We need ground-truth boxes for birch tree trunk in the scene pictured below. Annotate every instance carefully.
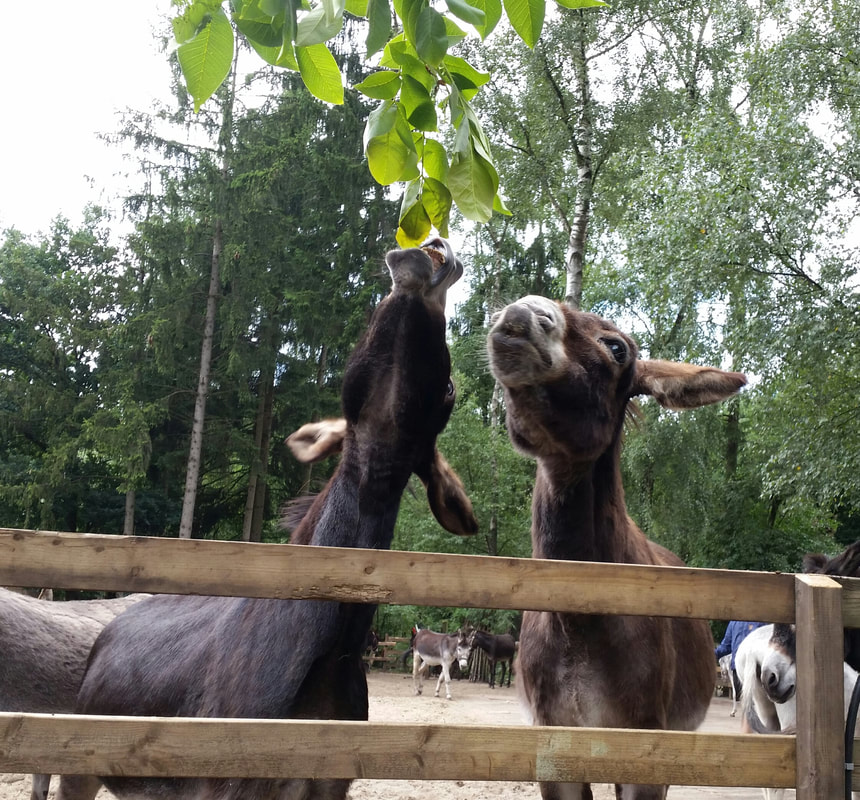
[535,13,595,312]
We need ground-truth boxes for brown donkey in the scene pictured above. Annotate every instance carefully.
[56,239,476,800]
[488,295,747,800]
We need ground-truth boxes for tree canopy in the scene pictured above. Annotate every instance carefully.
[1,0,858,621]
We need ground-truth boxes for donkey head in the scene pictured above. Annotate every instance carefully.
[760,623,797,704]
[455,630,472,670]
[487,296,747,472]
[287,239,477,537]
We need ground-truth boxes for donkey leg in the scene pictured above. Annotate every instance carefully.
[55,774,102,800]
[413,656,424,695]
[615,783,667,799]
[436,663,453,699]
[539,781,592,800]
[30,773,51,800]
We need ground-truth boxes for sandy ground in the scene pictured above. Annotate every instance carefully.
[0,671,788,800]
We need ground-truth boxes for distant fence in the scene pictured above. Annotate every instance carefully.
[1,528,858,799]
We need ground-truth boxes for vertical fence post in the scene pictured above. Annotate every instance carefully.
[795,573,844,800]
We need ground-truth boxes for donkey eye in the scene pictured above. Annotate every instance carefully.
[602,339,627,364]
[446,379,455,397]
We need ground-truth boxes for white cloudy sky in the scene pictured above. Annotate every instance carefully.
[0,1,175,234]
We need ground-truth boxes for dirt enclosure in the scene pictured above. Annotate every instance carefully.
[0,671,790,800]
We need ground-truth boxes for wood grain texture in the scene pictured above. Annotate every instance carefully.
[794,573,844,800]
[0,714,796,787]
[0,529,797,621]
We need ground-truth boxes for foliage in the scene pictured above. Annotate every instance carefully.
[168,0,606,246]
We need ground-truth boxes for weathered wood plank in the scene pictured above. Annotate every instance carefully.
[794,574,844,800]
[0,713,795,787]
[0,529,795,621]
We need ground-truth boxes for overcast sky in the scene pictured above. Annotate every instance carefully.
[0,1,174,235]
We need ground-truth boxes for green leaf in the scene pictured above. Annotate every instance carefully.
[355,70,401,99]
[261,0,290,15]
[493,191,511,216]
[321,0,346,24]
[364,100,398,145]
[400,74,437,130]
[397,187,432,248]
[344,0,369,14]
[449,147,495,222]
[383,41,435,91]
[399,0,424,43]
[470,0,502,38]
[422,138,449,183]
[443,55,489,99]
[422,176,452,234]
[295,43,344,103]
[444,0,485,27]
[296,6,343,46]
[247,37,300,69]
[554,0,607,7]
[235,15,285,47]
[173,1,220,43]
[177,8,235,112]
[442,16,468,46]
[414,6,448,66]
[503,0,544,47]
[366,0,391,55]
[365,108,419,184]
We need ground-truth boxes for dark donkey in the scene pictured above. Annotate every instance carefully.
[488,295,747,800]
[56,238,477,800]
[0,588,147,800]
[802,538,860,672]
[469,630,516,688]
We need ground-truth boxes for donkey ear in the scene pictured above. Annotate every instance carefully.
[417,450,479,536]
[802,553,828,573]
[286,418,347,463]
[632,360,747,410]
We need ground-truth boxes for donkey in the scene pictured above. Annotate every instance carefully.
[412,627,472,700]
[0,588,147,800]
[469,629,516,689]
[487,295,747,800]
[802,538,860,672]
[56,238,477,800]
[738,622,860,800]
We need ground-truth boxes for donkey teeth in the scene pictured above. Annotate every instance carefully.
[421,246,447,269]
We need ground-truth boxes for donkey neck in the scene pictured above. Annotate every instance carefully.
[530,447,631,564]
[307,443,410,551]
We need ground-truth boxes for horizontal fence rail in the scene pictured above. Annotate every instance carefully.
[0,714,797,787]
[1,528,858,798]
[0,528,806,622]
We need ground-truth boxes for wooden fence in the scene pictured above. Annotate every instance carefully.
[1,527,859,798]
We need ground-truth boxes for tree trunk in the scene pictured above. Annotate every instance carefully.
[242,356,276,543]
[178,217,224,539]
[537,14,594,311]
[178,56,238,540]
[564,13,594,311]
[123,489,135,536]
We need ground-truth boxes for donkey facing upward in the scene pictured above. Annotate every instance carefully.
[56,239,476,800]
[488,296,747,800]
